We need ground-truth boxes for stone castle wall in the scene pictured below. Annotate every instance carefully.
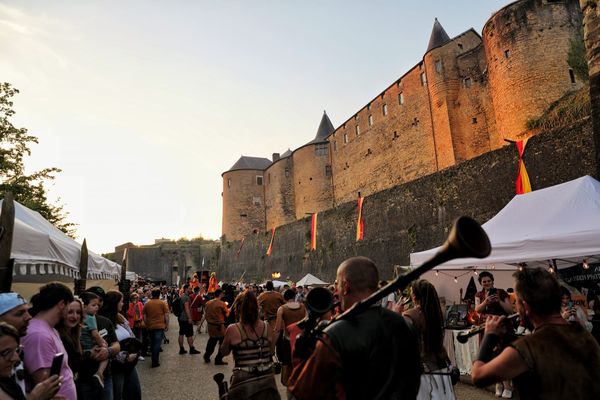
[484,0,584,139]
[265,156,295,229]
[222,169,265,241]
[328,64,438,205]
[219,119,595,283]
[292,144,334,219]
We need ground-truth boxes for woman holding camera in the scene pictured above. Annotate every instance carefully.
[560,287,592,332]
[474,271,514,398]
[219,290,280,400]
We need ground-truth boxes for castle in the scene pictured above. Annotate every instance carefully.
[222,0,584,241]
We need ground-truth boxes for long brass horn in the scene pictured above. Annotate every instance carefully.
[330,216,491,324]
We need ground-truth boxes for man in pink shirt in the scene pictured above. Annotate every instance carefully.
[22,282,77,400]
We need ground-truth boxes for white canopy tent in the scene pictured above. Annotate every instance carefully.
[1,199,121,282]
[410,176,600,271]
[296,273,328,286]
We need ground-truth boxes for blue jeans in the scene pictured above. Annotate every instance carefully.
[149,329,164,366]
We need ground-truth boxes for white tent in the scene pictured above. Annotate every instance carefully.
[410,176,600,270]
[296,273,328,286]
[1,199,121,282]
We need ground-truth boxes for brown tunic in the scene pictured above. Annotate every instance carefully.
[258,291,285,320]
[511,323,600,400]
[281,303,306,337]
[204,298,228,337]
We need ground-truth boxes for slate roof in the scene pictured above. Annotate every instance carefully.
[426,18,451,53]
[281,149,292,158]
[225,156,272,173]
[306,111,335,145]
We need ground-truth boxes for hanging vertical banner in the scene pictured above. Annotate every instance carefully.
[515,138,532,195]
[235,236,246,260]
[266,228,276,256]
[310,213,318,251]
[356,196,365,241]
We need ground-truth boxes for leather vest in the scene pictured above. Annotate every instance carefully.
[324,306,421,400]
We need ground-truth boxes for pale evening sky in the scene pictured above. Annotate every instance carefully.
[0,0,507,254]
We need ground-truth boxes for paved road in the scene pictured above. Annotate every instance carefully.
[138,316,498,400]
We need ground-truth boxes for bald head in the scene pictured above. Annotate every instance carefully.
[338,257,379,295]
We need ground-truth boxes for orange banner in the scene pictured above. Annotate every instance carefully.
[356,196,364,241]
[266,228,276,256]
[310,213,318,251]
[515,139,532,195]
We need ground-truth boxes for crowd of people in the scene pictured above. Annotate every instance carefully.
[2,257,600,400]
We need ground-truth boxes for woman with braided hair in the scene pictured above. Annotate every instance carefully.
[403,279,456,400]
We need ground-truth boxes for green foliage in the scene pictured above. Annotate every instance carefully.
[568,30,589,83]
[526,87,590,131]
[0,83,76,236]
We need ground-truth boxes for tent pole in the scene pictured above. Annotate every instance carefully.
[0,193,15,292]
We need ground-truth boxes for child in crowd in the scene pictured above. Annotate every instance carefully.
[79,292,108,388]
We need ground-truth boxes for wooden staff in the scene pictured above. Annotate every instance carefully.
[74,239,88,295]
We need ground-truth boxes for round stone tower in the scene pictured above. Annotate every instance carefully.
[483,0,583,139]
[221,156,271,241]
[292,112,335,219]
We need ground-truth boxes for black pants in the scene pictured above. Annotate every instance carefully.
[204,336,224,362]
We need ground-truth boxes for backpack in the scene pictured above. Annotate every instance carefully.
[172,297,182,317]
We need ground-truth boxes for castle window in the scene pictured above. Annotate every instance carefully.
[315,143,328,156]
[382,104,388,116]
[392,131,399,140]
[435,60,442,73]
[458,43,463,50]
[367,104,371,111]
[354,115,358,121]
[420,72,427,86]
[380,93,384,100]
[368,115,373,126]
[399,92,404,105]
[504,49,510,58]
[344,132,349,144]
[472,117,478,124]
[227,178,231,188]
[252,196,262,206]
[464,77,472,88]
[355,125,360,136]
[325,165,332,177]
[285,168,290,177]
[240,214,247,218]
[569,69,576,84]
[256,176,263,186]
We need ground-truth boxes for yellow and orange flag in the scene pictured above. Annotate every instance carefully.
[515,139,532,195]
[356,196,365,241]
[266,228,276,256]
[310,213,318,251]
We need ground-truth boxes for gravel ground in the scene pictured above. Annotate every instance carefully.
[138,317,499,400]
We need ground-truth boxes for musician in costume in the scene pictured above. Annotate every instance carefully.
[288,256,421,400]
[190,273,200,290]
[472,267,600,399]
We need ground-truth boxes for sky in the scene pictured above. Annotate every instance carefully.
[0,0,508,254]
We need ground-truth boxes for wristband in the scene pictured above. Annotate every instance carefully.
[477,333,500,363]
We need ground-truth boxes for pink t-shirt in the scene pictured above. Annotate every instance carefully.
[22,318,77,400]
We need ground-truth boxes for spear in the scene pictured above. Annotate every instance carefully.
[0,193,15,292]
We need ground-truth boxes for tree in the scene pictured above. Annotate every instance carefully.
[0,82,76,236]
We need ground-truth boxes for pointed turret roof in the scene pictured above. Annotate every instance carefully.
[223,156,271,175]
[426,18,451,53]
[281,148,292,158]
[307,111,335,145]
